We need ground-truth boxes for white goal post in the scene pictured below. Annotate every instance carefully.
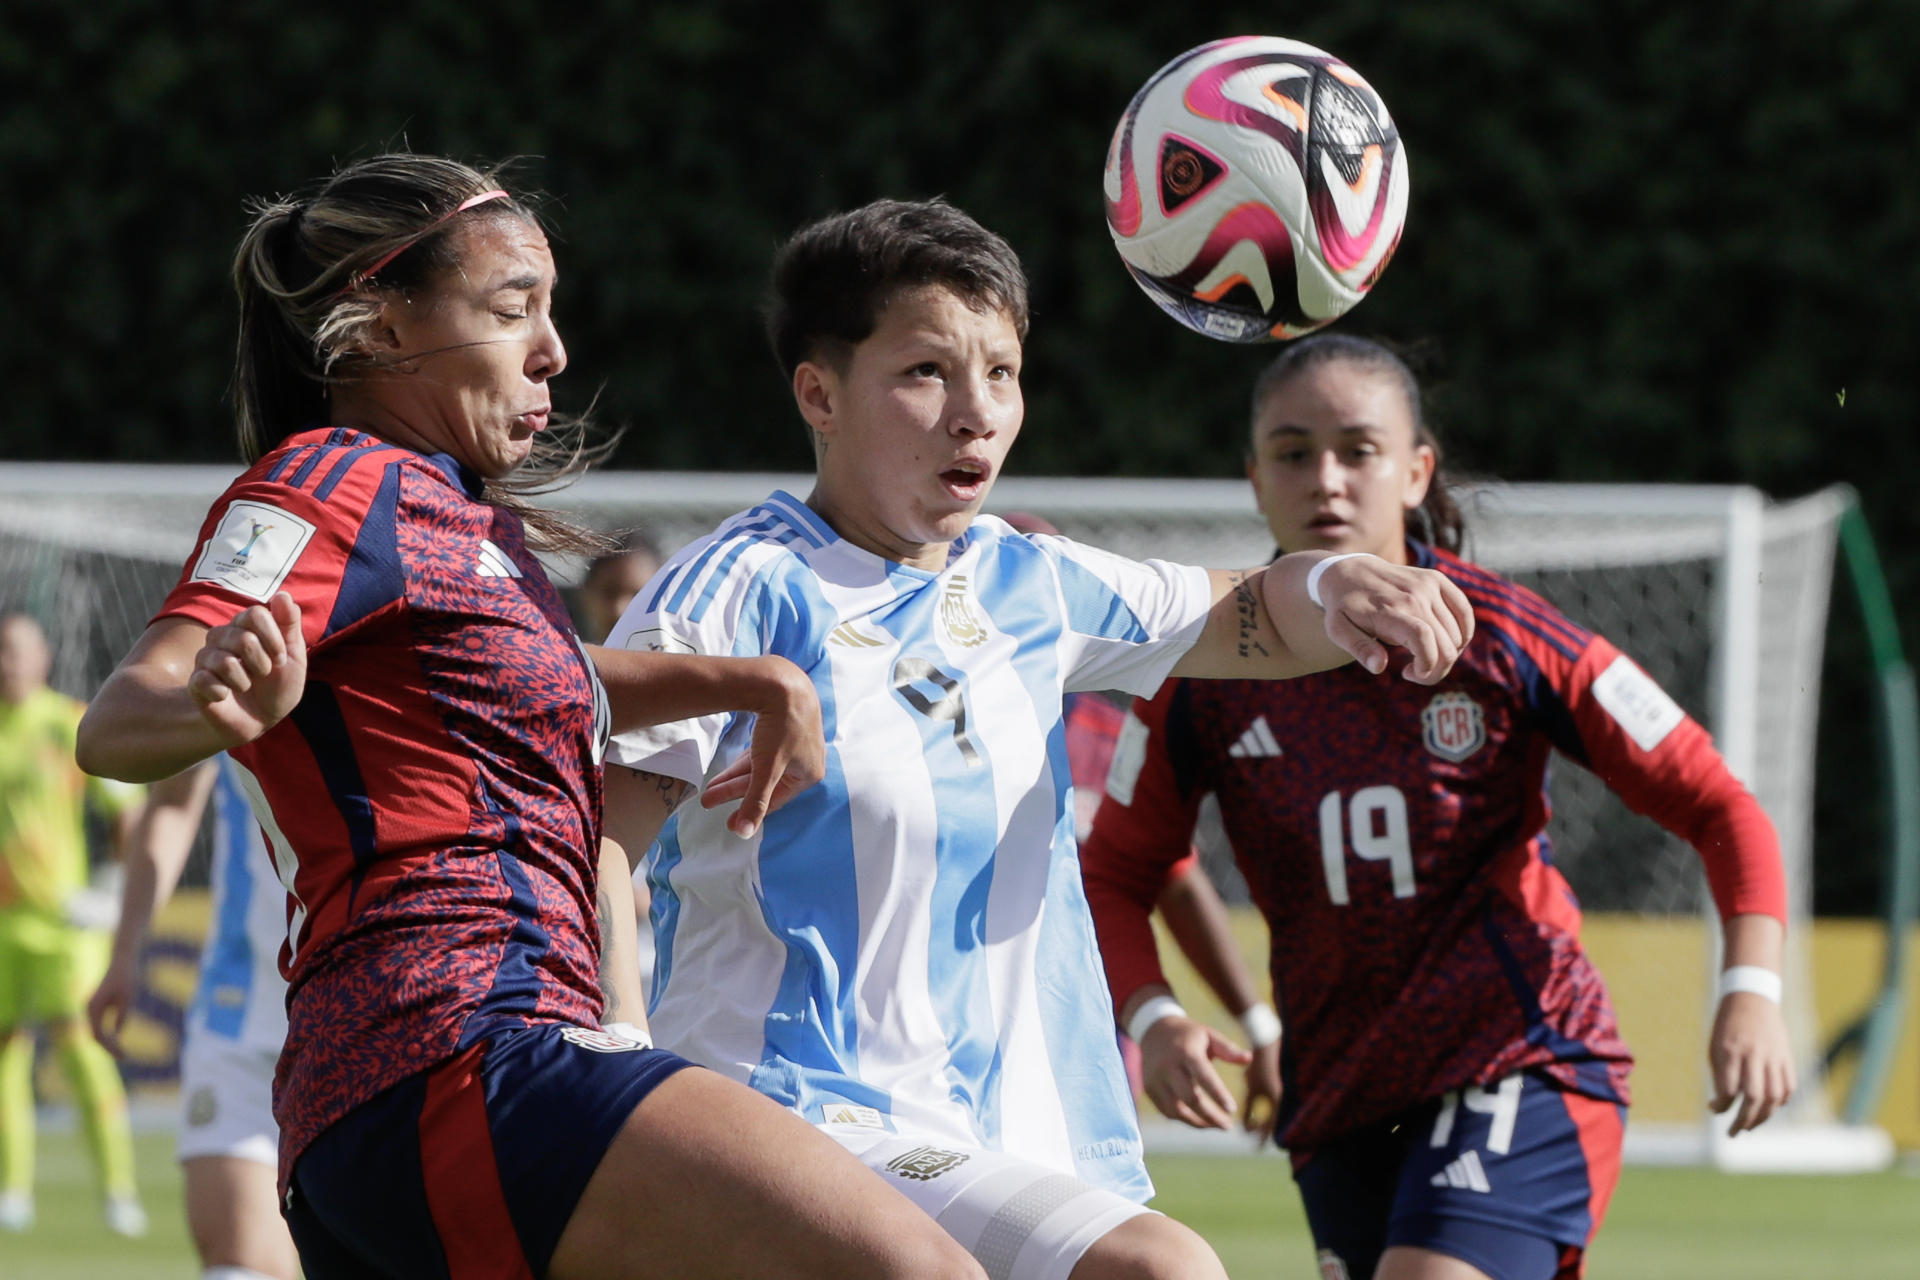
[0,463,1890,1169]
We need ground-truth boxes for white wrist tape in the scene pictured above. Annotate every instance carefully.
[1717,966,1783,1004]
[603,1021,654,1047]
[1126,994,1189,1045]
[1239,1002,1283,1049]
[1305,553,1378,608]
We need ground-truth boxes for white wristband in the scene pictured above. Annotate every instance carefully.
[1126,994,1189,1045]
[1239,1002,1283,1049]
[1717,966,1782,1004]
[604,1021,654,1047]
[1305,552,1377,608]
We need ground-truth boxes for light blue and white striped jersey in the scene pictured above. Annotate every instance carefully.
[606,492,1212,1201]
[184,754,288,1055]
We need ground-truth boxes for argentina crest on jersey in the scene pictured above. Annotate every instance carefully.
[1421,690,1486,762]
[938,572,990,648]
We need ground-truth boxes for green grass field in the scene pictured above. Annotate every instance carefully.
[7,1130,1917,1277]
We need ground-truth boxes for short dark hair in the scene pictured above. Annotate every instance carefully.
[1250,332,1466,554]
[763,198,1030,378]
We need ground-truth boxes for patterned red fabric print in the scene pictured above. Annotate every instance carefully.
[156,429,607,1187]
[1084,543,1784,1151]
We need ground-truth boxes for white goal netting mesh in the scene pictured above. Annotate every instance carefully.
[0,464,1858,1160]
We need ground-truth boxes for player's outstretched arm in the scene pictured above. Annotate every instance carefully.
[1170,554,1472,683]
[89,763,216,1055]
[587,649,824,838]
[78,593,308,782]
[1710,912,1796,1136]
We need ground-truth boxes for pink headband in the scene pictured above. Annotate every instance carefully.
[336,189,511,296]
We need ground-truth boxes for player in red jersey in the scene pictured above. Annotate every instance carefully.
[1083,334,1796,1280]
[76,154,982,1280]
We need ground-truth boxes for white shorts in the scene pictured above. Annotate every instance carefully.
[176,1029,279,1166]
[824,1125,1151,1280]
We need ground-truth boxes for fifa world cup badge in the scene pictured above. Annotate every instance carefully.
[1422,691,1486,762]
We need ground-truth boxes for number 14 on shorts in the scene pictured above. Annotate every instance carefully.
[1433,1076,1523,1156]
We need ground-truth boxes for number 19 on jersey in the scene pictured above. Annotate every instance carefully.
[1318,786,1416,905]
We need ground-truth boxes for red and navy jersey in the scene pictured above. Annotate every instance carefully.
[155,428,611,1183]
[1083,541,1786,1152]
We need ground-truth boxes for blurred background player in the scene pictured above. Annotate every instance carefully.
[603,198,1472,1280]
[0,610,146,1236]
[1000,510,1272,1104]
[75,154,983,1280]
[573,530,664,644]
[90,755,297,1280]
[1083,333,1797,1280]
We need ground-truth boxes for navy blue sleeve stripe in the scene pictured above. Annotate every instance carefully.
[1471,597,1585,664]
[263,446,314,486]
[311,442,398,502]
[1456,576,1589,654]
[1446,561,1591,651]
[1481,626,1589,763]
[324,460,406,640]
[286,445,339,491]
[287,680,382,883]
[1451,568,1589,656]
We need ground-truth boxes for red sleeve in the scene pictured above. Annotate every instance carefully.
[1487,595,1789,925]
[155,444,403,652]
[1082,680,1209,1019]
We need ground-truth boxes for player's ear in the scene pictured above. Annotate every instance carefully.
[335,296,407,361]
[1403,441,1436,510]
[793,361,838,437]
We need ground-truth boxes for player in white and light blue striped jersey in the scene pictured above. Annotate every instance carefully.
[603,198,1472,1280]
[91,755,296,1280]
[613,495,1207,1193]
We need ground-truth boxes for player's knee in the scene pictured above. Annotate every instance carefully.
[1071,1213,1226,1280]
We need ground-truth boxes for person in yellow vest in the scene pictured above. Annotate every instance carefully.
[0,611,146,1236]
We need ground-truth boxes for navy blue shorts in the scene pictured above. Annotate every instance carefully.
[284,1022,692,1280]
[1293,1070,1624,1280]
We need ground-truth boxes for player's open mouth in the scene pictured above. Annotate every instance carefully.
[940,459,991,500]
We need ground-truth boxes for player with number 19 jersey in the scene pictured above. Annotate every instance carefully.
[1083,540,1788,1154]
[607,493,1214,1201]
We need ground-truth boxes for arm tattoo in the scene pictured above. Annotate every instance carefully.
[1231,570,1272,661]
[652,774,692,814]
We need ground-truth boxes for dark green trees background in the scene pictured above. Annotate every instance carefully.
[6,1,1916,910]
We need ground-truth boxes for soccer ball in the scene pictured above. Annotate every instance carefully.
[1103,36,1409,342]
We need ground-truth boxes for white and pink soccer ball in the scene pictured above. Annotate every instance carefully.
[1104,36,1410,342]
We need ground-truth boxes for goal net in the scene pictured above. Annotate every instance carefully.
[0,463,1883,1167]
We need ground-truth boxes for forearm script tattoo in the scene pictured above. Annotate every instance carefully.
[1231,569,1272,661]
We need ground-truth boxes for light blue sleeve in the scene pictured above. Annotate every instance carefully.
[1028,534,1213,697]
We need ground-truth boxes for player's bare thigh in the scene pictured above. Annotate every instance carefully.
[1069,1211,1226,1280]
[547,1066,984,1280]
[1374,1245,1495,1279]
[182,1155,298,1280]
